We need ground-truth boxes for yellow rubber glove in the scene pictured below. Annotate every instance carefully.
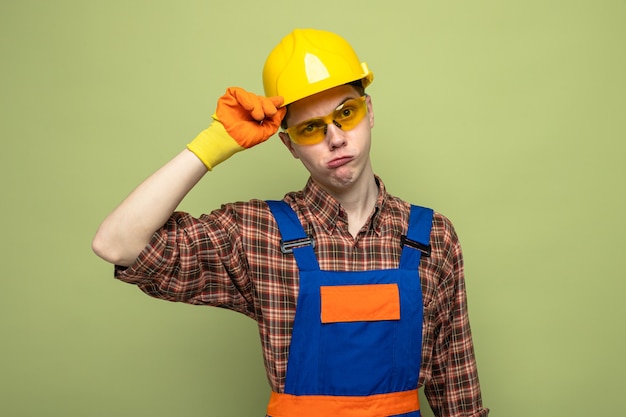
[187,87,286,170]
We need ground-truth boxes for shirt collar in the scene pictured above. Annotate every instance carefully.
[301,175,389,236]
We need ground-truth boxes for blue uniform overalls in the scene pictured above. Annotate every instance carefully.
[265,201,433,417]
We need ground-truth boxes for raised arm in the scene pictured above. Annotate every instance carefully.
[91,87,286,266]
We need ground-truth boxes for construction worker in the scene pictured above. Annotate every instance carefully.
[92,28,489,417]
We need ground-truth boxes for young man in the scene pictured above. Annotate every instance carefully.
[92,28,489,417]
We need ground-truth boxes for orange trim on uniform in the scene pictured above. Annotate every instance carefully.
[320,283,400,323]
[267,389,419,417]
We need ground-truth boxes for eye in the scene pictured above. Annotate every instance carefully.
[339,108,354,119]
[296,119,325,136]
[334,100,360,121]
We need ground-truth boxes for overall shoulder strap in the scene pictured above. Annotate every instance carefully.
[266,200,319,271]
[399,205,434,270]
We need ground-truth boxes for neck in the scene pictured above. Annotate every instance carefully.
[319,173,379,237]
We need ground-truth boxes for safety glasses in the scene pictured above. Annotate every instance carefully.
[285,95,368,145]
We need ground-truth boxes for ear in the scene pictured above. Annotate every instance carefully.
[279,132,300,159]
[366,94,375,128]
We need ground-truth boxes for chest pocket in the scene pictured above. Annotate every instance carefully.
[320,283,400,323]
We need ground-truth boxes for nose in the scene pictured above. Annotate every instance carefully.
[325,122,346,149]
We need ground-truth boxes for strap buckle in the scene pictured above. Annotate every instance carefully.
[280,236,315,254]
[401,235,431,257]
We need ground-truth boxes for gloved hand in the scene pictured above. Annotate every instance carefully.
[187,87,286,170]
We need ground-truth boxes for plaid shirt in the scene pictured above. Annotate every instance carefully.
[116,176,488,417]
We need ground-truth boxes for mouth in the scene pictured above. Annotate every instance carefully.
[327,156,354,169]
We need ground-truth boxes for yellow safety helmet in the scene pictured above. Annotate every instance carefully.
[263,28,374,106]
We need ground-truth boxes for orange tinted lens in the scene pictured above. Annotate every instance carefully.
[288,118,328,145]
[332,97,367,130]
[286,96,367,145]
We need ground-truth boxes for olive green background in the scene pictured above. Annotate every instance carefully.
[2,1,624,416]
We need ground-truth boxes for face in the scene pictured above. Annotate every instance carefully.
[279,84,375,195]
